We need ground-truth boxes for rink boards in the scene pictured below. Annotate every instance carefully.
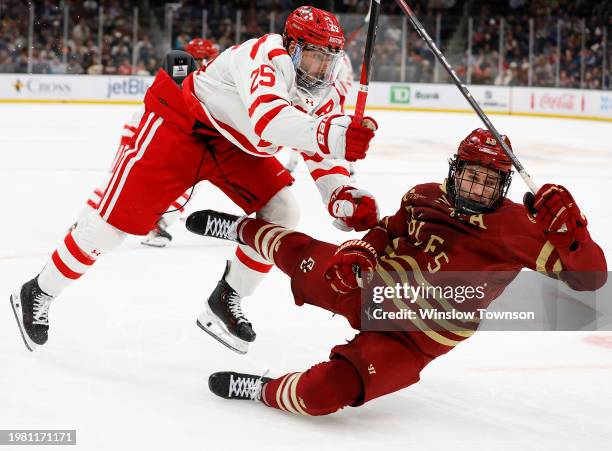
[0,74,611,122]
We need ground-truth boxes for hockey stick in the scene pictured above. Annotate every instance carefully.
[393,0,538,194]
[345,0,373,46]
[353,0,381,124]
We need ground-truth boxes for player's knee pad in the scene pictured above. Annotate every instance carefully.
[72,210,127,255]
[256,186,300,228]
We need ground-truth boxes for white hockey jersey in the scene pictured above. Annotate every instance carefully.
[190,33,352,204]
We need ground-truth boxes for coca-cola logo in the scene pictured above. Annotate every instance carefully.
[539,93,576,111]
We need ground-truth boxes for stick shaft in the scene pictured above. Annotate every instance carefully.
[394,0,538,193]
[353,0,381,123]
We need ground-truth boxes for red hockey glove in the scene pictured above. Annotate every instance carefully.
[325,240,378,294]
[328,186,379,232]
[316,115,377,162]
[345,116,377,162]
[523,184,589,248]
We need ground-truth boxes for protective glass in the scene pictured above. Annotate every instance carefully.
[292,43,344,89]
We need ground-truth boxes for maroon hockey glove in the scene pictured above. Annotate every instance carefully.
[325,240,378,294]
[345,116,377,162]
[328,186,379,232]
[523,184,589,248]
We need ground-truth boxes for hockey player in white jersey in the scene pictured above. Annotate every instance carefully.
[80,38,220,248]
[10,6,378,355]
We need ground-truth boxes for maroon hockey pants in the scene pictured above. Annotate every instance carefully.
[237,218,432,415]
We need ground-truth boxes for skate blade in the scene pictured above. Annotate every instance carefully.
[196,311,249,355]
[9,293,36,352]
[140,238,170,248]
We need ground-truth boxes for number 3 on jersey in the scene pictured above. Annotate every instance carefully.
[250,65,276,94]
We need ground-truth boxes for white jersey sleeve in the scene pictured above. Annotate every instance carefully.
[301,151,351,205]
[193,34,334,157]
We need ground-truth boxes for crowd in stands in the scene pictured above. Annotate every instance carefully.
[0,0,157,75]
[0,0,609,89]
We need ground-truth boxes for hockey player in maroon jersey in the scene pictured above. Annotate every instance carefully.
[80,38,220,248]
[185,128,607,416]
[10,6,379,354]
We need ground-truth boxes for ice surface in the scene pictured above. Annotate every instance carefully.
[1,104,611,450]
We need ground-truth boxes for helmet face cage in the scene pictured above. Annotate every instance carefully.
[447,157,513,215]
[291,42,344,90]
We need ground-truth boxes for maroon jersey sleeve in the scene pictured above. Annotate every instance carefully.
[499,201,607,291]
[361,190,412,255]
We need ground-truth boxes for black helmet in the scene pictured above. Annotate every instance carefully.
[160,50,197,86]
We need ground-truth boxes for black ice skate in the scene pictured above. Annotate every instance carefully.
[209,371,272,401]
[185,210,242,243]
[196,261,256,355]
[141,218,173,248]
[10,277,54,351]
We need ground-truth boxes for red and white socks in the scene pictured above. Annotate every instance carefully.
[37,212,126,296]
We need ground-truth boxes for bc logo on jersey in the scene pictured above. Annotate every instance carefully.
[300,257,315,272]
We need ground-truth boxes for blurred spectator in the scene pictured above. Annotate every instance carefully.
[0,0,607,90]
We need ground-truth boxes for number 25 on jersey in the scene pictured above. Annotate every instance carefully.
[250,65,276,94]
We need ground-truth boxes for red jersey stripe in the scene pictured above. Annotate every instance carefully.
[213,117,265,155]
[254,104,289,137]
[248,94,287,118]
[250,34,272,59]
[310,166,350,181]
[267,48,288,60]
[300,152,323,163]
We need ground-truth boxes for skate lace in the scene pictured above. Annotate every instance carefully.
[227,292,248,325]
[32,292,53,326]
[228,373,267,401]
[205,216,235,240]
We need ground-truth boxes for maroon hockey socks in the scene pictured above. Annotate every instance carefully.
[260,358,362,416]
[236,218,315,276]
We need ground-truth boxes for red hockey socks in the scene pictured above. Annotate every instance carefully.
[260,358,363,416]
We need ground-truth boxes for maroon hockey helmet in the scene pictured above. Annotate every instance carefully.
[447,128,514,215]
[457,128,513,172]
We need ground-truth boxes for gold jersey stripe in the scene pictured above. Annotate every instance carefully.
[536,241,555,273]
[275,374,292,412]
[281,373,300,415]
[267,229,293,264]
[259,226,285,263]
[289,372,310,416]
[380,256,476,337]
[254,224,281,257]
[385,253,480,326]
[375,265,469,347]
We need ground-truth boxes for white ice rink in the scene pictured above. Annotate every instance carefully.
[1,104,611,450]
